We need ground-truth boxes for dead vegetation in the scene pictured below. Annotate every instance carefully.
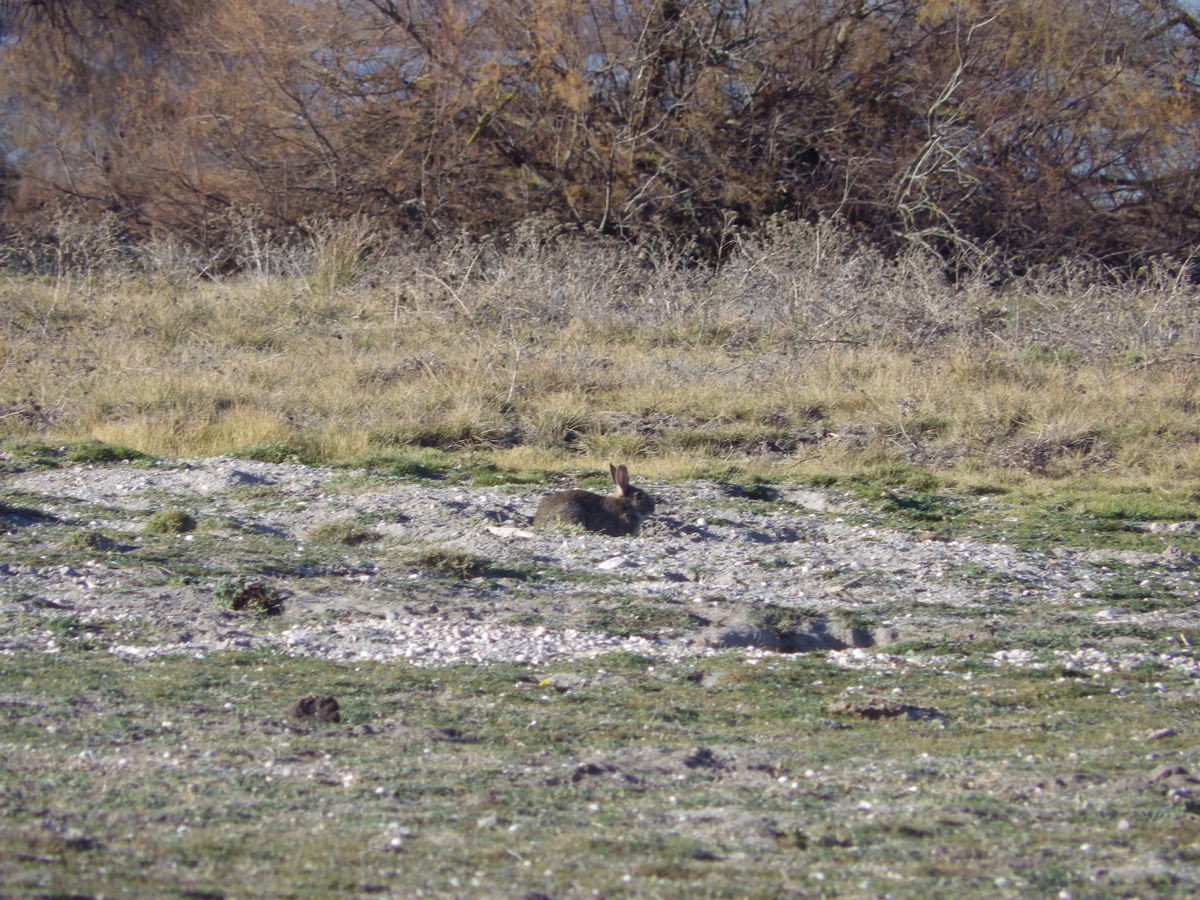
[2,1,1197,266]
[1,219,1197,489]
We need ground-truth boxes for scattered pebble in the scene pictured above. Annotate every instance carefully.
[3,458,1197,678]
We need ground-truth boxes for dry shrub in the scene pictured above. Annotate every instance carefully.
[5,1,1196,267]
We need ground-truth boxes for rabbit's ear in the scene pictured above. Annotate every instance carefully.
[612,463,630,496]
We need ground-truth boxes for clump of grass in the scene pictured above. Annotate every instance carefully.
[306,520,379,546]
[42,616,104,652]
[407,548,492,579]
[212,576,285,616]
[63,529,121,552]
[306,215,378,294]
[144,508,197,534]
[65,439,151,465]
[754,604,821,640]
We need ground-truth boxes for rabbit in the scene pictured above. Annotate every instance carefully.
[533,463,656,537]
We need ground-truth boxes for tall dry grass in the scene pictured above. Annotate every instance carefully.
[1,218,1197,484]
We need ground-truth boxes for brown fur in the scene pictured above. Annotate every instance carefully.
[533,463,656,537]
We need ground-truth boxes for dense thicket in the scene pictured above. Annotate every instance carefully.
[1,0,1197,267]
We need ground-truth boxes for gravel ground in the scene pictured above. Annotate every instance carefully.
[3,456,1197,675]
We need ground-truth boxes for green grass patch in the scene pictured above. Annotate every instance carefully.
[306,519,380,546]
[144,508,197,534]
[0,438,153,473]
[817,467,1200,553]
[211,576,286,616]
[404,547,499,580]
[233,441,323,466]
[0,650,1197,896]
[61,528,123,552]
[65,438,152,465]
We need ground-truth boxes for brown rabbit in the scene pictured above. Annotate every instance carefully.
[533,463,656,537]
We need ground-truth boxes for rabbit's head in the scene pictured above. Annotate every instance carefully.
[609,463,655,519]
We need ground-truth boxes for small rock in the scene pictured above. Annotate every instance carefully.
[1143,727,1177,741]
[786,490,833,511]
[659,571,693,583]
[541,673,588,692]
[707,571,745,587]
[596,556,634,571]
[486,525,535,539]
